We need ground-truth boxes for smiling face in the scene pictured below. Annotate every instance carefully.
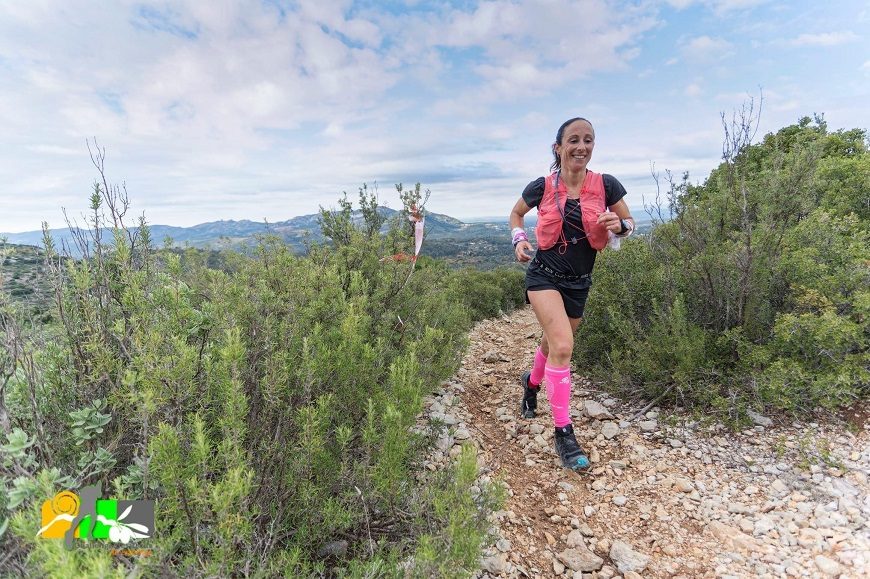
[554,119,595,174]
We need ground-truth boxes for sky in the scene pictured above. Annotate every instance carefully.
[0,0,867,233]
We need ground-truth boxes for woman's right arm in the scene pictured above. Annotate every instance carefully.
[510,198,534,263]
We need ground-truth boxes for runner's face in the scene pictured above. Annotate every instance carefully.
[556,120,595,173]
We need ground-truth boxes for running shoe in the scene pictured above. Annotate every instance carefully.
[554,424,591,471]
[520,371,539,419]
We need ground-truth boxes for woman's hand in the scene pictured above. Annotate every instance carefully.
[597,211,623,233]
[515,240,533,262]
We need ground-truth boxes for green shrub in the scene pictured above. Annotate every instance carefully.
[1,180,513,576]
[573,116,869,420]
[453,267,525,320]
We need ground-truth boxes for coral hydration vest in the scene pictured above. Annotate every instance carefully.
[535,170,609,251]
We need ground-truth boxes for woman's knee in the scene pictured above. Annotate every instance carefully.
[547,337,573,362]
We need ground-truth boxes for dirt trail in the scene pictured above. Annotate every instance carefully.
[426,307,870,579]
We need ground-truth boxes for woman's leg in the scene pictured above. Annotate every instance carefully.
[528,291,583,424]
[534,317,583,391]
[529,346,548,387]
[536,316,583,361]
[528,290,573,366]
[521,345,548,418]
[527,290,589,469]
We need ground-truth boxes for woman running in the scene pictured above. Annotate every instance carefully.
[508,117,634,470]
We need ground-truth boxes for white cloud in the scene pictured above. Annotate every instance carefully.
[663,0,767,14]
[392,0,659,99]
[25,144,80,156]
[0,0,867,232]
[790,31,861,46]
[685,83,702,97]
[680,35,733,62]
[664,0,697,8]
[770,99,800,112]
[710,0,768,13]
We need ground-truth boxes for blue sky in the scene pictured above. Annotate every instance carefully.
[1,0,867,233]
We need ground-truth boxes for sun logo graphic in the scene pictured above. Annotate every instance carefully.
[36,482,154,549]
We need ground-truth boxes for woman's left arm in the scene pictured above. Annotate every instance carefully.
[597,199,634,233]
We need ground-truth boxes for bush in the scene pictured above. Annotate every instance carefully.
[0,178,518,576]
[573,115,869,420]
[453,267,526,320]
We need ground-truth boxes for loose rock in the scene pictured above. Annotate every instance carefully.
[601,422,620,440]
[481,553,508,574]
[609,540,650,574]
[557,545,604,572]
[813,555,841,576]
[428,308,870,579]
[747,409,773,427]
[584,400,613,419]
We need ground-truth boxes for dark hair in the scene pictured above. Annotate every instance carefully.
[550,117,594,172]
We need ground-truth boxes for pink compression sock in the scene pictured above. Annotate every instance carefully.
[529,347,547,387]
[544,364,572,428]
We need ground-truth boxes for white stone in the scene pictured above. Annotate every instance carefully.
[814,555,841,576]
[601,422,620,440]
[557,545,604,572]
[609,540,650,574]
[747,409,773,427]
[566,529,585,547]
[584,400,612,419]
[753,516,776,536]
[771,479,789,495]
[674,478,694,493]
[481,553,508,574]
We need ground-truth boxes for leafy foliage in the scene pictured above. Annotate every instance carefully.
[576,114,869,420]
[0,173,517,576]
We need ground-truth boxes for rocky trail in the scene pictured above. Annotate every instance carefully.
[423,307,870,578]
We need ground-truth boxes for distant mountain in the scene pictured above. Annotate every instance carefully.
[1,207,511,258]
[2,207,655,269]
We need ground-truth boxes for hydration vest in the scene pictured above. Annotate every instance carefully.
[535,170,609,251]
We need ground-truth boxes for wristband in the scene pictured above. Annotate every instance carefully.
[616,219,634,237]
[511,227,528,246]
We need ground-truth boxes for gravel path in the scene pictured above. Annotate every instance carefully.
[423,307,869,579]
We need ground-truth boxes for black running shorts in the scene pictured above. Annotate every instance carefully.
[525,259,591,319]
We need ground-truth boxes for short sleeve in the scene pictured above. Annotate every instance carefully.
[522,177,546,209]
[603,174,628,208]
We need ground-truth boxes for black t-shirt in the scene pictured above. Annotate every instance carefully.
[522,174,628,276]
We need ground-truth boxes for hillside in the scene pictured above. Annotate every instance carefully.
[1,207,499,251]
[0,244,55,320]
[1,208,654,270]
